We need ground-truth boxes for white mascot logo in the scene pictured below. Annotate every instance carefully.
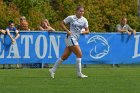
[87,35,110,59]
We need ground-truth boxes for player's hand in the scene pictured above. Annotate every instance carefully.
[133,30,136,35]
[1,30,6,34]
[80,28,85,34]
[127,31,131,35]
[126,30,131,35]
[11,38,15,44]
[67,31,72,36]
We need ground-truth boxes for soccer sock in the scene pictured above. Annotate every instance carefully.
[51,58,63,73]
[76,58,82,74]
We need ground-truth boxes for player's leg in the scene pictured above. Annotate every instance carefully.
[51,47,72,72]
[69,45,88,78]
[49,47,72,78]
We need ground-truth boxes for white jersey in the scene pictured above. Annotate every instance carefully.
[64,15,88,40]
[116,24,133,31]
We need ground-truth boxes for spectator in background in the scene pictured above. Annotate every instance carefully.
[17,16,30,31]
[6,20,20,69]
[39,19,55,31]
[116,17,136,35]
[113,17,137,68]
[39,19,55,68]
[6,20,20,44]
[0,28,6,69]
[17,16,30,68]
[0,28,6,34]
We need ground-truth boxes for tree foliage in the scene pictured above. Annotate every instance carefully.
[0,0,139,32]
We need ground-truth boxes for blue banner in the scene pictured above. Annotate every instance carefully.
[0,31,140,64]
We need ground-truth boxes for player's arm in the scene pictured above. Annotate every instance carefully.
[6,29,15,43]
[116,25,131,35]
[118,29,129,32]
[39,26,45,31]
[132,29,136,35]
[128,29,136,35]
[81,27,90,34]
[116,25,127,32]
[15,30,20,40]
[117,28,128,33]
[0,29,6,34]
[6,29,13,40]
[127,26,136,35]
[81,19,89,34]
[60,21,71,35]
[118,29,131,35]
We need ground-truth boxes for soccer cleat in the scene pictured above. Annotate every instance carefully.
[78,73,88,78]
[49,69,55,78]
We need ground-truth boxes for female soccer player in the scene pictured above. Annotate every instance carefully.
[49,6,90,78]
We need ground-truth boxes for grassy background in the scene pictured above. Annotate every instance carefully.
[1,0,139,31]
[0,65,140,93]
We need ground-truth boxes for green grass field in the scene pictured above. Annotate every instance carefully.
[0,65,140,93]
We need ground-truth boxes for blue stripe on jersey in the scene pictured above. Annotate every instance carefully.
[71,38,75,46]
[66,34,68,38]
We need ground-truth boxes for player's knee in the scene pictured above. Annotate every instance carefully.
[61,57,68,60]
[77,54,82,58]
[61,56,68,60]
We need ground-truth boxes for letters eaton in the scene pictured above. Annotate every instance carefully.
[0,33,140,62]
